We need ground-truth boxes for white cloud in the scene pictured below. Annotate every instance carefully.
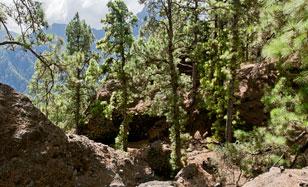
[1,0,144,31]
[41,0,143,29]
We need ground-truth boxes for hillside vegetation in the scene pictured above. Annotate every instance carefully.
[0,0,307,186]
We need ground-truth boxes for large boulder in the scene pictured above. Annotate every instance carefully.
[175,163,215,187]
[243,167,308,187]
[141,141,173,179]
[0,83,153,187]
[184,148,248,186]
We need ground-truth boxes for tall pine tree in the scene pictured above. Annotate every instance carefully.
[138,0,192,170]
[97,0,137,151]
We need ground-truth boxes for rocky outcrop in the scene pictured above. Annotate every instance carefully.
[82,62,277,144]
[175,163,215,187]
[0,83,153,187]
[236,62,277,126]
[137,136,249,187]
[184,148,248,186]
[132,141,173,179]
[243,167,308,187]
[83,113,169,144]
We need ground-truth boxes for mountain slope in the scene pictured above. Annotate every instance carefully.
[0,49,35,92]
[0,24,104,93]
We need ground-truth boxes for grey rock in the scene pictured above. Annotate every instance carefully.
[138,181,177,187]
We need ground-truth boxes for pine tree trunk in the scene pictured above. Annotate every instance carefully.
[167,0,182,169]
[191,63,198,106]
[122,118,128,151]
[121,46,128,152]
[75,22,82,130]
[45,81,49,118]
[75,68,81,129]
[190,0,199,110]
[226,77,234,142]
[122,87,128,151]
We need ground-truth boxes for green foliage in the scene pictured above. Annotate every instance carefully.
[261,0,308,154]
[66,13,94,55]
[97,0,137,54]
[97,0,137,151]
[28,39,63,121]
[136,0,194,171]
[29,13,100,130]
[115,114,132,150]
[222,0,308,174]
[220,129,289,177]
[55,14,99,130]
[60,52,99,129]
[221,78,307,176]
[90,100,112,119]
[199,0,244,141]
[28,56,57,118]
[198,0,266,142]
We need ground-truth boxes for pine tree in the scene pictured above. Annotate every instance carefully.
[179,0,209,127]
[66,13,93,56]
[28,39,63,122]
[59,13,97,130]
[29,55,57,119]
[224,0,241,142]
[138,0,193,171]
[97,0,137,151]
[198,0,235,141]
[29,13,99,130]
[199,0,260,141]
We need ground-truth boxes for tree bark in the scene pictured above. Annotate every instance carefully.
[45,80,49,118]
[226,78,234,142]
[121,44,129,152]
[75,68,81,129]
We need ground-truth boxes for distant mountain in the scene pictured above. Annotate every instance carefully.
[0,30,35,92]
[0,49,35,92]
[0,24,105,93]
[46,23,105,41]
[46,23,67,38]
[0,7,147,93]
[134,6,147,36]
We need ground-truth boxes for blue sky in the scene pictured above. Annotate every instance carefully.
[1,0,143,31]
